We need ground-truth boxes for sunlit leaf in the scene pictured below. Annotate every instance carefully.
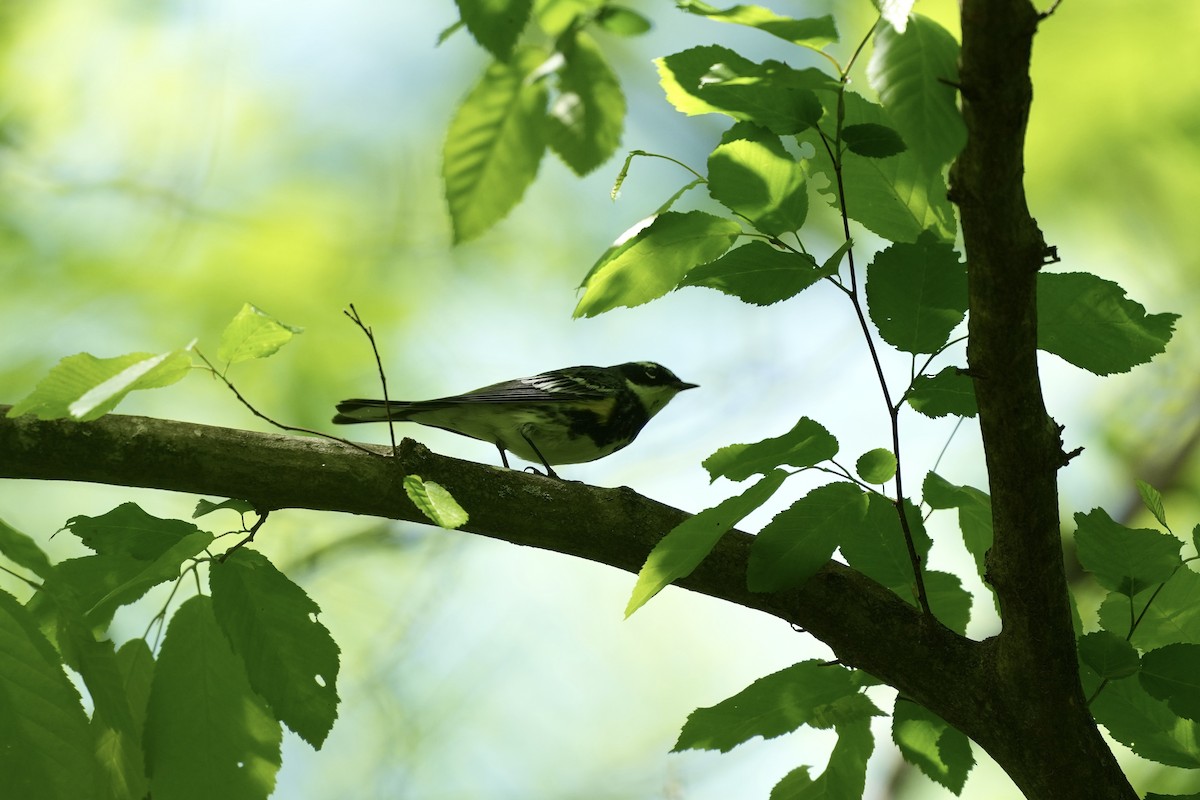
[444,46,550,242]
[1074,508,1181,597]
[1037,272,1178,376]
[892,698,974,794]
[403,475,470,529]
[768,717,874,799]
[1098,568,1200,649]
[868,15,965,170]
[626,470,787,616]
[749,482,867,592]
[855,448,897,484]
[546,31,624,175]
[842,123,906,158]
[1090,673,1200,768]
[907,367,976,418]
[8,349,191,421]
[574,211,741,317]
[217,304,302,364]
[680,241,830,306]
[63,502,205,560]
[453,0,533,61]
[595,5,651,36]
[703,416,838,481]
[707,122,807,236]
[677,1,838,51]
[839,494,930,593]
[923,472,992,589]
[0,516,53,579]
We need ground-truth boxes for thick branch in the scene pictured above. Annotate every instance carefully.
[949,2,1135,797]
[1,407,988,725]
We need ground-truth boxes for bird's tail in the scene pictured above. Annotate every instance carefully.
[331,399,412,425]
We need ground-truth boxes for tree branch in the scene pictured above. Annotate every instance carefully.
[949,1,1136,797]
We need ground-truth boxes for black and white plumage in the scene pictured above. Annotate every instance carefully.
[332,362,697,477]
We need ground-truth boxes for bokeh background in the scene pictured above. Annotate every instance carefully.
[1,0,1197,797]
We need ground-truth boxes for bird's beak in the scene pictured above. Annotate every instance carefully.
[677,382,699,391]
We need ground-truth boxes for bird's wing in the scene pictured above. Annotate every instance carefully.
[423,368,619,406]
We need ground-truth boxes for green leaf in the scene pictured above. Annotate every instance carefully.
[867,15,965,170]
[923,472,992,589]
[855,448,897,484]
[677,1,838,51]
[574,210,741,317]
[63,502,205,560]
[0,515,53,579]
[626,470,787,616]
[594,5,652,36]
[1136,479,1168,529]
[799,92,956,243]
[217,303,302,364]
[1090,673,1200,768]
[1074,508,1181,597]
[1098,567,1200,649]
[656,46,833,134]
[925,570,971,634]
[839,494,931,595]
[444,46,550,243]
[872,0,916,33]
[1078,630,1140,680]
[907,366,977,418]
[749,482,868,593]
[1141,644,1200,721]
[8,348,191,421]
[453,0,533,61]
[770,718,874,800]
[841,123,906,158]
[703,416,838,482]
[1037,272,1178,376]
[680,241,831,306]
[821,238,853,273]
[403,475,470,530]
[892,698,974,794]
[210,550,341,748]
[546,31,625,175]
[145,596,282,800]
[93,640,155,800]
[0,589,96,799]
[866,230,966,354]
[707,122,807,236]
[674,660,880,753]
[534,0,598,37]
[193,498,258,518]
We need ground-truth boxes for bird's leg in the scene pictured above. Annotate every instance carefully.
[496,445,511,469]
[520,432,559,480]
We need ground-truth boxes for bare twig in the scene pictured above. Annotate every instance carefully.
[343,304,398,455]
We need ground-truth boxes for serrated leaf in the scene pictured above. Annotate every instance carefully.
[769,717,874,799]
[1099,567,1200,649]
[855,448,896,484]
[403,475,469,530]
[866,230,966,354]
[594,5,652,36]
[677,1,838,51]
[63,502,204,560]
[925,570,971,634]
[1074,508,1181,597]
[546,31,624,175]
[704,416,838,481]
[1136,479,1168,529]
[675,661,880,753]
[1079,630,1140,680]
[0,589,96,799]
[574,210,741,317]
[1141,644,1200,721]
[444,46,550,243]
[799,92,956,243]
[146,596,282,800]
[1090,673,1200,768]
[867,15,965,170]
[907,366,977,418]
[680,241,829,306]
[626,470,787,617]
[210,550,341,748]
[86,531,213,627]
[821,238,853,273]
[749,482,867,592]
[874,0,916,33]
[839,494,931,594]
[656,46,833,134]
[453,0,533,61]
[8,348,191,421]
[217,304,302,364]
[533,0,597,37]
[1037,272,1178,376]
[0,516,53,579]
[93,640,155,800]
[892,699,974,794]
[842,123,906,158]
[707,122,807,235]
[193,498,258,519]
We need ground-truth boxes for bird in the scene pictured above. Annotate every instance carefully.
[332,362,697,478]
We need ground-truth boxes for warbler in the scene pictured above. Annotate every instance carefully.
[332,362,697,478]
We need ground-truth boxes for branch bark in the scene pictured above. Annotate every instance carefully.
[949,1,1135,797]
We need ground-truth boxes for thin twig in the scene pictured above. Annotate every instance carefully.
[220,509,270,561]
[343,304,398,455]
